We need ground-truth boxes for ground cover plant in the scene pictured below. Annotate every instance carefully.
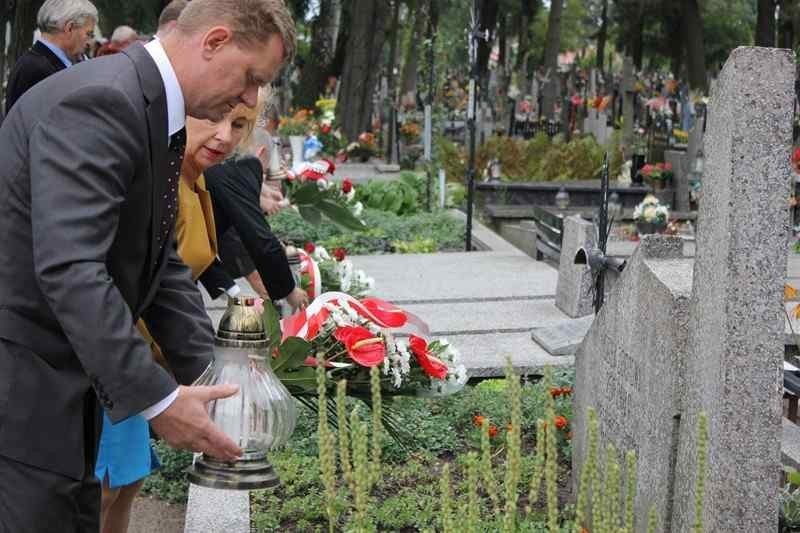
[269,206,466,255]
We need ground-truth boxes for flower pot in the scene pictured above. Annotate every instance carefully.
[289,135,305,169]
[636,221,666,236]
[652,179,667,191]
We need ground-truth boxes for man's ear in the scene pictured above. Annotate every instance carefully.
[200,26,234,59]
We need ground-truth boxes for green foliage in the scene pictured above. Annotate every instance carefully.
[269,207,465,255]
[436,134,614,184]
[353,172,426,215]
[140,440,193,504]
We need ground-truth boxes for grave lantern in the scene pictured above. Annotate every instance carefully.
[187,296,298,490]
[555,187,570,210]
[489,159,502,182]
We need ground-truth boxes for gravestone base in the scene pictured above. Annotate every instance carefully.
[530,314,594,355]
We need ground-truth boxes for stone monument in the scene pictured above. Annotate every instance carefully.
[572,47,794,532]
[555,216,596,318]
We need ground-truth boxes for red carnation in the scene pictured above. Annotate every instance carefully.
[342,178,353,194]
[408,335,449,380]
[333,247,347,262]
[304,242,316,254]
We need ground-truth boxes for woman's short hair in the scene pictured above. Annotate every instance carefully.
[37,0,98,33]
[176,0,295,64]
[234,86,272,155]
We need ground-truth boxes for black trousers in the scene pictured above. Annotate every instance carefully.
[0,392,101,533]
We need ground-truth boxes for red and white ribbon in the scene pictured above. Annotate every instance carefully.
[280,291,430,342]
[297,250,321,299]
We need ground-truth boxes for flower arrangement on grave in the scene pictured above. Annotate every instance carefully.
[278,293,468,397]
[345,132,378,162]
[673,129,689,144]
[639,162,674,185]
[587,95,611,111]
[283,160,365,231]
[299,243,374,299]
[399,121,421,144]
[278,109,313,137]
[633,194,669,235]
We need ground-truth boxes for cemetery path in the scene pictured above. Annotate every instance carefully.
[129,496,185,533]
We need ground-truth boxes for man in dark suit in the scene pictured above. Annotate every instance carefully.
[4,0,98,114]
[0,0,295,530]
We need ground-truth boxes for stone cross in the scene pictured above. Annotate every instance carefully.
[572,47,795,532]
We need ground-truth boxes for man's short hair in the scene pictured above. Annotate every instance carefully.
[37,0,98,33]
[158,0,190,30]
[176,0,295,64]
[110,25,138,44]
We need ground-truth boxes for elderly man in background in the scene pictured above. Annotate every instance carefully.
[4,0,97,114]
[96,25,139,56]
[156,0,190,39]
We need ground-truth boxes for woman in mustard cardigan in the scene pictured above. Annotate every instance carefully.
[96,96,306,532]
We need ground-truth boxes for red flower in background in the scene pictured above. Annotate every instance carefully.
[342,178,354,194]
[408,335,448,380]
[320,123,332,134]
[488,425,499,438]
[333,247,347,262]
[640,164,654,176]
[334,325,385,367]
[554,415,568,430]
[304,242,316,254]
[663,162,673,171]
[472,414,486,428]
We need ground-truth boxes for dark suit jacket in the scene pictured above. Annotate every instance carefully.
[205,157,296,300]
[4,40,68,114]
[0,43,214,480]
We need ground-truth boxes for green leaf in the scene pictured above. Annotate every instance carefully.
[262,300,282,353]
[271,336,312,373]
[291,182,323,204]
[316,199,366,231]
[298,205,323,225]
[275,366,318,392]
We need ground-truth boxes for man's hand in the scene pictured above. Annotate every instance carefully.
[245,270,269,300]
[286,286,309,310]
[150,384,242,461]
[260,183,285,216]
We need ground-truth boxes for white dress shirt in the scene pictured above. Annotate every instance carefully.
[138,39,187,421]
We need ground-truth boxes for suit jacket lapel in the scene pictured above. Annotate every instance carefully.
[122,43,169,284]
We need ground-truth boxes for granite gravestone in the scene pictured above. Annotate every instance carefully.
[555,215,596,318]
[573,47,794,532]
[672,46,794,533]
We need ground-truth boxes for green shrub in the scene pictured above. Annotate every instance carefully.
[140,440,193,504]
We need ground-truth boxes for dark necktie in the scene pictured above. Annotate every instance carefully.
[156,127,186,259]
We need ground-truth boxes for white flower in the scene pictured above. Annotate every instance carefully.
[352,201,364,217]
[316,178,332,190]
[313,246,331,261]
[345,188,356,202]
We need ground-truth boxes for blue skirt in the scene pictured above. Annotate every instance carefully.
[95,412,160,489]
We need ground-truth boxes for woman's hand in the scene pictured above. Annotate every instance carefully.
[260,183,285,216]
[286,287,309,310]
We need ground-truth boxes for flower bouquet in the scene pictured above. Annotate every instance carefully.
[299,243,374,299]
[276,293,468,398]
[278,109,313,137]
[633,194,669,236]
[284,160,365,231]
[639,162,674,191]
[345,132,378,162]
[399,121,421,144]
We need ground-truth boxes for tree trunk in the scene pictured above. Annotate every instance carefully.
[400,0,425,98]
[541,0,564,119]
[664,0,684,77]
[9,0,42,66]
[682,0,707,92]
[294,0,341,108]
[630,0,645,70]
[335,0,389,142]
[514,0,536,98]
[756,0,777,46]
[384,0,400,161]
[476,0,498,95]
[778,0,796,49]
[596,0,608,72]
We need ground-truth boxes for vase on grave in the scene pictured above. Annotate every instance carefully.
[652,178,668,192]
[187,296,297,490]
[635,221,667,236]
[289,135,305,169]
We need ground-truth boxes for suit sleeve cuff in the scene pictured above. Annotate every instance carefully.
[140,387,179,420]
[226,284,241,297]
